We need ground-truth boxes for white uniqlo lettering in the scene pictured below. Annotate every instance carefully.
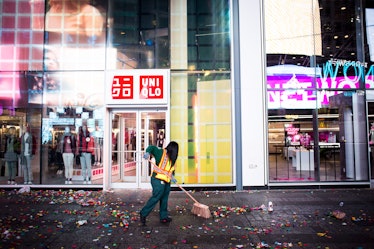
[142,77,159,87]
[139,75,163,99]
[141,87,162,97]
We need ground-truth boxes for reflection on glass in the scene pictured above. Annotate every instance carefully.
[45,0,105,46]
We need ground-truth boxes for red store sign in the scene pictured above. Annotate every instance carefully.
[139,75,164,99]
[106,69,169,105]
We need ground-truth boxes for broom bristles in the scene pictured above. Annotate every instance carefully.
[192,203,211,219]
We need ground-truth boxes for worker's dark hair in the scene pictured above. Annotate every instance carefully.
[166,141,179,166]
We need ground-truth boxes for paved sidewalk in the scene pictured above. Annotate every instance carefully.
[0,187,374,249]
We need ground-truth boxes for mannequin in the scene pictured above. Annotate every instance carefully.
[78,125,92,184]
[61,126,76,184]
[20,125,35,184]
[157,131,165,148]
[370,122,374,144]
[4,127,20,185]
[94,125,103,166]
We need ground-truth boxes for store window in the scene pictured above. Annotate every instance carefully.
[1,0,44,185]
[0,0,232,186]
[0,0,168,186]
[107,0,170,69]
[265,0,371,183]
[38,0,108,185]
[367,99,374,180]
[169,0,232,185]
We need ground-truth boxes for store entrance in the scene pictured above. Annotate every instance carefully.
[367,102,374,184]
[110,109,166,188]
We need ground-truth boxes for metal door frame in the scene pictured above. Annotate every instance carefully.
[105,108,168,189]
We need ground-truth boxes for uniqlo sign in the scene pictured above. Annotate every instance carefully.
[111,75,134,99]
[139,75,164,99]
[106,69,169,105]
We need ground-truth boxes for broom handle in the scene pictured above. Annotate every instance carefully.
[147,159,199,204]
[175,183,200,204]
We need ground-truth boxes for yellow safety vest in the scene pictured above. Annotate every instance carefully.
[152,149,174,183]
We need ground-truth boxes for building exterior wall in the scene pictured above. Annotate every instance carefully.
[0,0,373,188]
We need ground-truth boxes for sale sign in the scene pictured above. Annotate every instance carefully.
[105,69,169,105]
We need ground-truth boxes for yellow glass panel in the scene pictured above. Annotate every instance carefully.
[218,175,233,182]
[216,126,231,138]
[197,96,214,106]
[217,109,231,122]
[216,92,231,104]
[216,159,231,172]
[216,143,231,157]
[198,109,214,122]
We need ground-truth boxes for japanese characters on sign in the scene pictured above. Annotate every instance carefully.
[112,75,134,99]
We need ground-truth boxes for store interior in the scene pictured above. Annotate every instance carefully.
[268,108,342,182]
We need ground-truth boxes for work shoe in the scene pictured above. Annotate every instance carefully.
[160,217,172,223]
[140,214,146,226]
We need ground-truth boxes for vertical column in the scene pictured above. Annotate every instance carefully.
[239,0,267,186]
[353,93,369,180]
[170,0,189,182]
[170,0,188,70]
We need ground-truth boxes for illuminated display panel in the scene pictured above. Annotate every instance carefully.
[267,60,374,109]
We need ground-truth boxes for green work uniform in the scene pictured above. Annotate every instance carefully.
[140,146,172,220]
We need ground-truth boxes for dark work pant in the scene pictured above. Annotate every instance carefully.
[140,177,171,220]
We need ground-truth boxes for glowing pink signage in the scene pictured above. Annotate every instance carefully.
[267,61,374,109]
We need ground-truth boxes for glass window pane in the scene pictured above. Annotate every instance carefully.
[0,0,45,71]
[108,0,170,69]
[170,72,232,184]
[266,0,370,183]
[187,0,230,71]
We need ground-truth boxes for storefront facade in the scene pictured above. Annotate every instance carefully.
[0,0,373,189]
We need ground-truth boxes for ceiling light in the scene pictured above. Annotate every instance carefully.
[341,6,346,10]
[334,36,338,39]
[344,35,349,38]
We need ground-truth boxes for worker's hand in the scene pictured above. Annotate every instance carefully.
[171,176,177,184]
[143,152,150,160]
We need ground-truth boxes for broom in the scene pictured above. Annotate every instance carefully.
[148,159,211,219]
[175,182,212,219]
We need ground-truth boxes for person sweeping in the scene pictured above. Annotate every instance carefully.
[139,141,179,226]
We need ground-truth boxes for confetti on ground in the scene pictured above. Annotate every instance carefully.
[0,189,373,249]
